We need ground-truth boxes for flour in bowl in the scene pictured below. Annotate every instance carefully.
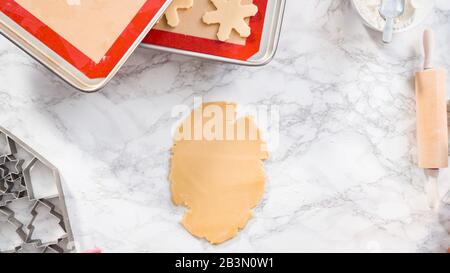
[352,0,434,32]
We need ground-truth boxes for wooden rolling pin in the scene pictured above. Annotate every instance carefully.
[415,29,448,210]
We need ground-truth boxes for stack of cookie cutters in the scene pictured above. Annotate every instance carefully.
[0,126,74,253]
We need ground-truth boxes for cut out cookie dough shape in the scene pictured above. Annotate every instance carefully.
[170,102,268,244]
[202,0,258,41]
[165,0,195,27]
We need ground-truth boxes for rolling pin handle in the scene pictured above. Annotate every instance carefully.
[423,29,435,70]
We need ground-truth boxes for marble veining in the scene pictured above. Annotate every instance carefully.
[1,0,450,252]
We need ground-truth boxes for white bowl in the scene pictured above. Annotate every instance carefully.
[351,0,435,33]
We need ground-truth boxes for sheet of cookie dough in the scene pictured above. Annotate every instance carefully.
[15,0,146,63]
[155,0,254,45]
[170,102,268,244]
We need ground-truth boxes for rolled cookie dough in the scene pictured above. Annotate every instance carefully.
[170,102,268,244]
[15,0,146,63]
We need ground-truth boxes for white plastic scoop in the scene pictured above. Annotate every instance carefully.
[379,0,406,43]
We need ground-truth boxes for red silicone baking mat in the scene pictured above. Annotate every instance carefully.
[1,0,170,79]
[142,0,268,61]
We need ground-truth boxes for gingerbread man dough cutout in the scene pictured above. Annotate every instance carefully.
[202,0,258,42]
[164,0,194,27]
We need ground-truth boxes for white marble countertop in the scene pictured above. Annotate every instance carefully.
[1,0,450,253]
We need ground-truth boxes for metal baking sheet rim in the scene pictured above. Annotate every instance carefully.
[0,1,173,92]
[141,0,286,66]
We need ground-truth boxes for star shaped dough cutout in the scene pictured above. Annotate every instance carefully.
[203,0,258,42]
[164,0,194,27]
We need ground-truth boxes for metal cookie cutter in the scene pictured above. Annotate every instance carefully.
[0,127,75,253]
